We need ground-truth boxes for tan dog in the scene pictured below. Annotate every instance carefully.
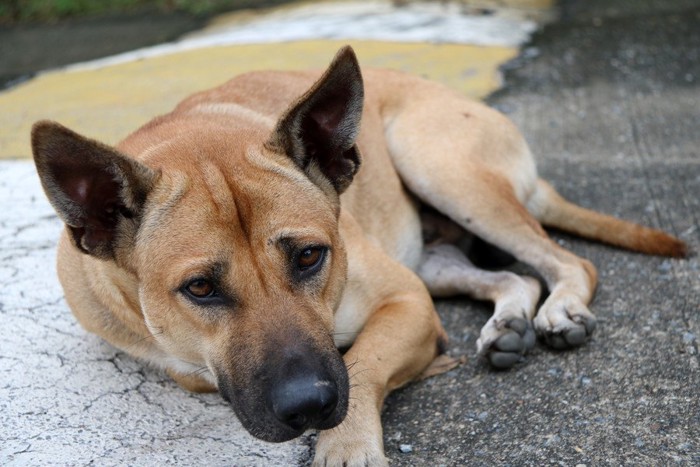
[32,46,686,465]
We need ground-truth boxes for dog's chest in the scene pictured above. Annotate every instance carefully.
[332,207,423,348]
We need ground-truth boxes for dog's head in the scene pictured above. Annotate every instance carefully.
[31,47,364,442]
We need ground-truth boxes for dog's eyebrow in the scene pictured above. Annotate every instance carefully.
[182,259,228,282]
[270,228,331,248]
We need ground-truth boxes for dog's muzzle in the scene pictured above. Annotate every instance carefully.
[218,341,349,442]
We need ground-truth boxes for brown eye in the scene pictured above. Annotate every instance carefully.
[297,247,326,271]
[185,279,214,298]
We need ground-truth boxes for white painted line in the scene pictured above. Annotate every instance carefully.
[65,1,537,72]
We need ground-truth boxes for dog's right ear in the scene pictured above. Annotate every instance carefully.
[31,120,157,260]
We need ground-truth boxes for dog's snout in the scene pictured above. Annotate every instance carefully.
[269,375,339,431]
[218,337,349,442]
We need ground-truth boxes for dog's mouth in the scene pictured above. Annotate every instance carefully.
[217,349,349,443]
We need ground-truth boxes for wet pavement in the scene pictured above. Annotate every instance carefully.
[1,0,698,465]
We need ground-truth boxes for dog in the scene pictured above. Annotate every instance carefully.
[31,46,686,465]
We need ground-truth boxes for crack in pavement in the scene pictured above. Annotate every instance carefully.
[1,160,307,465]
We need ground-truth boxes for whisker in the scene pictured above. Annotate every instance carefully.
[348,367,371,380]
[187,366,210,376]
[181,366,212,380]
[124,329,163,354]
[345,356,360,371]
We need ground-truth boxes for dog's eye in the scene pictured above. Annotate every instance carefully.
[296,247,327,275]
[184,279,215,298]
[179,276,233,308]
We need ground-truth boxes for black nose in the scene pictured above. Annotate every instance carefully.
[269,374,339,431]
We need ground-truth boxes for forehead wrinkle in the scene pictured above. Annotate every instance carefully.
[186,103,275,129]
[245,146,336,216]
[201,161,238,223]
[245,146,318,191]
[142,171,188,233]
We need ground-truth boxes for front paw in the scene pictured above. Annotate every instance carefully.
[312,426,387,467]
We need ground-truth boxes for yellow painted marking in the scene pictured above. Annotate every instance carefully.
[1,40,516,159]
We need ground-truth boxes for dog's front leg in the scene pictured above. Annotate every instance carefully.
[313,278,446,466]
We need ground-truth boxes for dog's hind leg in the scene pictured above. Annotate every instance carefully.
[386,104,599,355]
[417,243,541,368]
[413,166,598,352]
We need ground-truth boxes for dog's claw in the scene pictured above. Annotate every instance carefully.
[480,318,536,370]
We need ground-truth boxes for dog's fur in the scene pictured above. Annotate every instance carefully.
[32,47,686,465]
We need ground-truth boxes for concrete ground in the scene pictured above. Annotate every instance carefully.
[385,1,700,464]
[1,0,698,465]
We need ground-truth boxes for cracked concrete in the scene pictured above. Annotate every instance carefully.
[2,0,699,465]
[0,162,309,465]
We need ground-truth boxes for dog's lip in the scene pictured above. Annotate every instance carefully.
[251,409,346,443]
[236,411,338,443]
[250,422,306,443]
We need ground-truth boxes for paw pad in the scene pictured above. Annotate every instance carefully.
[484,318,536,369]
[541,314,597,350]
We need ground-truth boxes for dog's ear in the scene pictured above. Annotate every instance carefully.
[270,46,364,194]
[31,120,157,260]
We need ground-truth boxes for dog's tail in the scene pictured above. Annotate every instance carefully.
[532,179,688,258]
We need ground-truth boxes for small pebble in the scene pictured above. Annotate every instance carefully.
[544,434,561,447]
[399,444,413,453]
[682,332,696,344]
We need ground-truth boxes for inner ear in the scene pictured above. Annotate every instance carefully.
[305,85,357,146]
[271,46,364,194]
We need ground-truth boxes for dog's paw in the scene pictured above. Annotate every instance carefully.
[476,275,540,369]
[477,317,536,369]
[534,294,597,349]
[312,428,387,467]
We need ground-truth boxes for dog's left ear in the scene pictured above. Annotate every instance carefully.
[270,46,364,194]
